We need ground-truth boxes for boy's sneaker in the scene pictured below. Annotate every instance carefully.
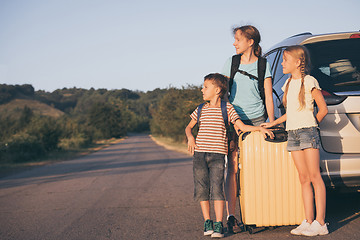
[211,221,224,238]
[290,219,311,235]
[227,215,244,234]
[302,220,329,236]
[204,219,214,236]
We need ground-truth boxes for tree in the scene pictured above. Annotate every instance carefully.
[88,102,127,139]
[150,85,202,141]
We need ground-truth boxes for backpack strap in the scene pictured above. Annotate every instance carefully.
[197,102,205,126]
[257,57,267,106]
[221,100,228,129]
[229,54,242,95]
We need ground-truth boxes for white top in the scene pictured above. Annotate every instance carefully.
[281,75,321,131]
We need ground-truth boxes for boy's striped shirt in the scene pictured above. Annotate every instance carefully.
[190,102,240,155]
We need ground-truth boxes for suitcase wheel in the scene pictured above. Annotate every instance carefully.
[247,225,254,234]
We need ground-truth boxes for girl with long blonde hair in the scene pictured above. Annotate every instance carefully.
[262,45,329,236]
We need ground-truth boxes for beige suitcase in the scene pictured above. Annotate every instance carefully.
[238,131,305,232]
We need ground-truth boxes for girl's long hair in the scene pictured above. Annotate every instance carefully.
[282,45,311,110]
[233,25,262,57]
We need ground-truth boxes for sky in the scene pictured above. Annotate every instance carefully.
[0,0,359,93]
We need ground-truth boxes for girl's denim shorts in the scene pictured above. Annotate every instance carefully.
[287,127,320,152]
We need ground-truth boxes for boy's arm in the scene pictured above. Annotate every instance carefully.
[234,119,274,139]
[185,119,197,155]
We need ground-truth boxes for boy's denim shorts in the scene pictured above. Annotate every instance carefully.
[193,152,225,201]
[287,127,320,152]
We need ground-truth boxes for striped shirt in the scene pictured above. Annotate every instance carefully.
[190,102,240,155]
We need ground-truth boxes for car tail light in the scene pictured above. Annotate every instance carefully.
[350,33,360,38]
[321,90,347,105]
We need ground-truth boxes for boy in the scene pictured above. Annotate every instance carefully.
[185,73,273,238]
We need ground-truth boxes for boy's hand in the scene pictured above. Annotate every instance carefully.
[260,127,274,139]
[187,137,197,155]
[234,124,241,135]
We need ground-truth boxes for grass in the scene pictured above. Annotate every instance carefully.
[150,135,190,155]
[0,137,125,178]
[0,99,64,118]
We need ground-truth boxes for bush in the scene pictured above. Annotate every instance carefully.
[0,133,45,163]
[58,134,91,150]
[150,86,203,142]
[87,102,127,139]
[27,116,61,152]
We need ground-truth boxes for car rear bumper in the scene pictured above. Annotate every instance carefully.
[320,148,360,189]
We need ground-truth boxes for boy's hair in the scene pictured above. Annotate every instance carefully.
[204,73,227,98]
[233,25,262,57]
[282,45,311,110]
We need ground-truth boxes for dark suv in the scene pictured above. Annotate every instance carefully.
[264,31,360,189]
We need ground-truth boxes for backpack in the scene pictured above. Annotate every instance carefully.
[229,54,278,119]
[197,100,228,129]
[229,54,267,106]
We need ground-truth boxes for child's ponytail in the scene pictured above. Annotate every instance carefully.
[254,44,262,58]
[298,57,306,110]
[233,25,262,57]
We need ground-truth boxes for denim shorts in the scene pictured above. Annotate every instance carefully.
[193,152,225,201]
[242,114,266,127]
[287,127,320,151]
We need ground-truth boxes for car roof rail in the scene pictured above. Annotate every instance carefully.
[288,32,312,38]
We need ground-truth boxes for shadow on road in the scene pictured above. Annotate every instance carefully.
[0,134,193,189]
[326,190,360,233]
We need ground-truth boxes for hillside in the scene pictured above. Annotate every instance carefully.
[0,99,64,118]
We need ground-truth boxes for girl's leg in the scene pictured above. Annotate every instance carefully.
[200,201,211,220]
[225,149,238,217]
[304,148,326,225]
[291,150,314,223]
[214,200,225,222]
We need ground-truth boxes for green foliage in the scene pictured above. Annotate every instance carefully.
[1,133,45,163]
[0,83,204,164]
[58,134,90,150]
[0,84,34,104]
[150,85,203,142]
[26,116,62,152]
[87,102,127,139]
[0,115,61,163]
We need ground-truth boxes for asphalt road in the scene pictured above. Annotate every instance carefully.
[0,134,359,240]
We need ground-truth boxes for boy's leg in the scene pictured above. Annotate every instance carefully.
[200,201,211,220]
[214,200,225,222]
[193,152,213,235]
[209,153,226,238]
[201,201,214,236]
[193,152,210,203]
[208,153,226,220]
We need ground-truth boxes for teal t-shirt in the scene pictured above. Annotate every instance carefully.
[222,57,272,120]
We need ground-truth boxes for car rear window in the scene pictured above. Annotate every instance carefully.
[305,38,360,93]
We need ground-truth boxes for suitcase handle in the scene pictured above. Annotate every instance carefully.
[264,127,287,143]
[239,127,287,143]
